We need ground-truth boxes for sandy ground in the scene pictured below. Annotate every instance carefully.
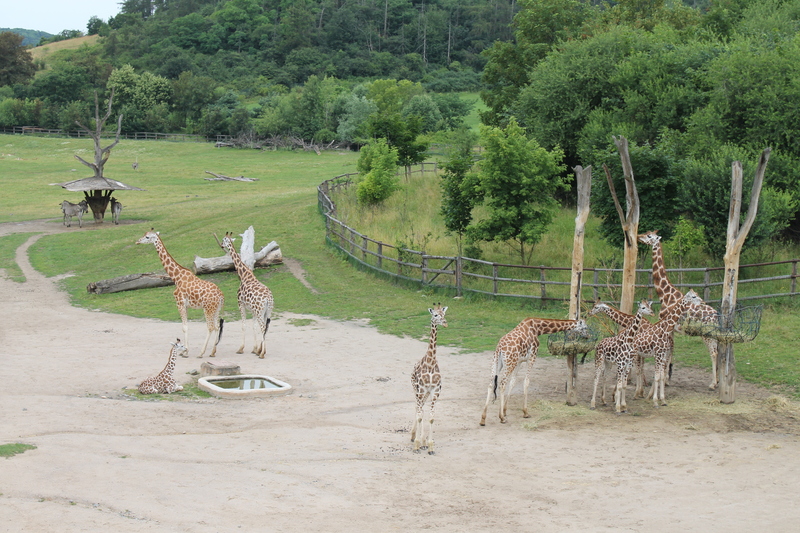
[1,220,799,532]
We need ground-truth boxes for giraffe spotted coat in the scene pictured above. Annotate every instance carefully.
[138,339,188,394]
[411,305,447,454]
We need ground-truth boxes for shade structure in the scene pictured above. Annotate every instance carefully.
[56,176,145,192]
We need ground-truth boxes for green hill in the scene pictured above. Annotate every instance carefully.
[0,28,52,47]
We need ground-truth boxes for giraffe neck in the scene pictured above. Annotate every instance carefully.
[657,298,691,332]
[163,346,177,376]
[651,241,681,304]
[625,312,645,343]
[528,319,578,335]
[226,244,258,283]
[598,305,634,327]
[154,237,190,282]
[425,323,438,362]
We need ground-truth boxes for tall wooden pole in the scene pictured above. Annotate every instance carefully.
[604,136,640,313]
[566,165,592,406]
[718,148,770,403]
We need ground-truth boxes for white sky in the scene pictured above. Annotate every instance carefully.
[3,1,121,35]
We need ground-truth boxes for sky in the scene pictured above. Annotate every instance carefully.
[3,1,121,35]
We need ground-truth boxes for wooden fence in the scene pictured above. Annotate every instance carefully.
[0,126,230,143]
[318,166,799,307]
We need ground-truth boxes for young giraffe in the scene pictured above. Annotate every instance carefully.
[639,231,720,389]
[216,232,274,358]
[480,318,588,426]
[411,304,448,454]
[136,229,225,358]
[591,291,704,408]
[137,339,188,394]
[590,301,653,413]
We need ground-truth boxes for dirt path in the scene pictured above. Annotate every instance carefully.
[1,224,799,532]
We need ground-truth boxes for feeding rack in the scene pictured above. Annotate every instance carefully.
[681,305,763,344]
[548,325,599,356]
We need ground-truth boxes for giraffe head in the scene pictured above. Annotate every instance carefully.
[429,304,448,328]
[215,232,236,254]
[136,228,160,245]
[637,230,661,249]
[171,338,189,358]
[571,318,589,336]
[637,300,654,317]
[587,300,611,317]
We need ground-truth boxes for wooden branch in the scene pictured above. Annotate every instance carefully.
[735,147,771,252]
[73,154,96,171]
[87,271,173,294]
[193,241,282,274]
[204,171,259,182]
[603,164,626,228]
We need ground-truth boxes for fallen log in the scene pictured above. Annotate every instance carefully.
[87,271,173,294]
[193,241,282,274]
[204,171,259,182]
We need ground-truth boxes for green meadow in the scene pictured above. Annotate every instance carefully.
[1,134,798,397]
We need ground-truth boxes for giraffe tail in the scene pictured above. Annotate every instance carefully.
[492,353,504,402]
[215,318,225,346]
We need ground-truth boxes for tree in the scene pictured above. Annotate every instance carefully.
[356,139,400,205]
[0,32,36,87]
[468,119,569,265]
[368,112,427,175]
[439,128,480,256]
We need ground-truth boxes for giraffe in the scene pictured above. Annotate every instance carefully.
[136,229,225,358]
[638,231,720,389]
[590,300,653,413]
[591,290,704,408]
[215,232,274,358]
[480,318,588,426]
[411,304,448,454]
[137,339,188,394]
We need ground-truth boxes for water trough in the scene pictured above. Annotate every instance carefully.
[198,374,292,399]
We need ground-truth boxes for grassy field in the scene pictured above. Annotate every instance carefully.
[28,35,100,73]
[1,133,798,397]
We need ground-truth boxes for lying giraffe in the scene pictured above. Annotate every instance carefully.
[480,317,588,426]
[215,232,274,358]
[137,229,225,357]
[411,304,447,454]
[138,339,188,394]
[590,301,653,413]
[639,231,720,389]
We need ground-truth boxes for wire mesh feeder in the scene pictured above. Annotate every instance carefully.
[547,324,599,356]
[681,305,763,344]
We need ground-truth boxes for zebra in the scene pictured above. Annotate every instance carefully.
[110,197,123,225]
[60,200,89,228]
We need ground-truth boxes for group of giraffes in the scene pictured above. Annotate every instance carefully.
[136,229,274,395]
[411,231,720,453]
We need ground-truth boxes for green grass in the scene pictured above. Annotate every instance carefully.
[1,134,799,397]
[123,380,212,401]
[0,443,36,458]
[0,233,33,282]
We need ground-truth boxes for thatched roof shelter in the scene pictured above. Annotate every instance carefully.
[57,176,145,192]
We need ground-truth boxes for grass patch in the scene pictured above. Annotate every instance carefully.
[0,443,37,458]
[123,380,212,401]
[0,233,33,282]
[287,317,316,327]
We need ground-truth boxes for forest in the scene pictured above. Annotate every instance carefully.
[0,0,799,251]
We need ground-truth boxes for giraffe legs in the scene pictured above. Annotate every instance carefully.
[614,362,632,414]
[704,336,719,390]
[177,302,191,357]
[412,386,438,454]
[521,355,537,418]
[237,300,247,354]
[590,354,607,410]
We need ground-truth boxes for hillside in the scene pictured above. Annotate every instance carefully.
[29,34,100,63]
[0,28,51,47]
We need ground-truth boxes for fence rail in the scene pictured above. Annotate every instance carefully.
[319,166,799,306]
[0,126,231,143]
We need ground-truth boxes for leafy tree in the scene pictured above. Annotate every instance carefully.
[335,92,376,144]
[467,119,568,265]
[366,79,424,115]
[0,32,36,87]
[402,94,442,133]
[368,112,427,174]
[28,63,91,105]
[440,128,480,256]
[356,139,400,205]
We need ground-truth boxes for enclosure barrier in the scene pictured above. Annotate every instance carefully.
[0,126,229,143]
[320,168,800,306]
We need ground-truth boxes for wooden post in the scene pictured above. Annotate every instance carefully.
[540,267,546,300]
[377,242,383,270]
[493,264,499,295]
[566,165,592,406]
[604,136,640,313]
[455,255,463,297]
[718,148,770,404]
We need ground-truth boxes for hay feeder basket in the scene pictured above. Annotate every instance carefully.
[681,305,763,344]
[548,325,599,356]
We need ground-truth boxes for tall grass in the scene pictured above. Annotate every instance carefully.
[1,134,798,397]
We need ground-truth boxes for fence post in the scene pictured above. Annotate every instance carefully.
[422,256,428,284]
[362,236,368,263]
[377,242,383,270]
[593,269,599,301]
[493,264,499,295]
[349,228,356,255]
[792,260,798,294]
[704,269,711,302]
[540,266,547,300]
[455,256,462,297]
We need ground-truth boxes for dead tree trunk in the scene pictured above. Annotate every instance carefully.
[604,136,640,314]
[193,241,282,274]
[566,165,592,406]
[718,148,770,404]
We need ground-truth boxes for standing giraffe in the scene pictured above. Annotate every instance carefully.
[480,318,588,426]
[136,229,225,357]
[411,304,448,454]
[215,232,274,358]
[590,301,653,413]
[639,231,720,389]
[138,339,188,394]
